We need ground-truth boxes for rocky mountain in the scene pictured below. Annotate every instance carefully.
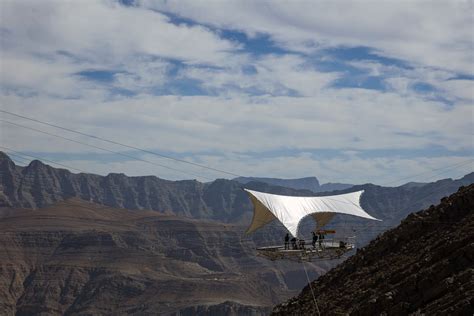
[234,176,353,193]
[1,152,473,315]
[0,198,334,315]
[1,151,473,248]
[0,152,311,223]
[319,182,354,192]
[272,184,474,315]
[234,176,322,192]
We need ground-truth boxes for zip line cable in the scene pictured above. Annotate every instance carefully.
[7,153,31,165]
[2,109,472,187]
[380,158,474,186]
[0,119,214,181]
[1,146,87,173]
[414,160,473,183]
[2,112,472,232]
[302,260,321,316]
[0,109,241,178]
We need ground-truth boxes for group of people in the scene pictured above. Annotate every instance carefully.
[284,231,326,250]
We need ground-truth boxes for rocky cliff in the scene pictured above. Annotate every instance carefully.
[2,151,473,234]
[272,184,474,315]
[0,152,312,223]
[0,198,327,315]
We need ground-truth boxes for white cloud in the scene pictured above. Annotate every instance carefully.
[182,53,339,97]
[0,0,248,100]
[348,60,474,105]
[0,0,472,185]
[438,79,474,102]
[145,0,474,74]
[0,0,242,98]
[2,88,471,154]
[1,1,237,66]
[0,53,110,99]
[113,57,170,92]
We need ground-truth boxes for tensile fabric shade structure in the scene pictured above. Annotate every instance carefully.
[245,189,380,237]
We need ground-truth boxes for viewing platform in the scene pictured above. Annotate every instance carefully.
[256,237,356,262]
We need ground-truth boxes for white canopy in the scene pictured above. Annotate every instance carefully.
[245,189,380,237]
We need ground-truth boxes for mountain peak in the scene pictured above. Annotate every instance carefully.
[0,151,16,169]
[461,171,474,182]
[0,151,13,161]
[27,159,45,168]
[106,172,127,178]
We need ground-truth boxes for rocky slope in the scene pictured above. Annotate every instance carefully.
[0,198,332,315]
[272,184,474,315]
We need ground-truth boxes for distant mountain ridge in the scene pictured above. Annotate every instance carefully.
[1,151,473,246]
[0,152,314,222]
[234,176,353,193]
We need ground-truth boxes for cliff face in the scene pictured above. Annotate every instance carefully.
[2,152,473,234]
[272,184,474,315]
[0,198,312,315]
[0,152,316,223]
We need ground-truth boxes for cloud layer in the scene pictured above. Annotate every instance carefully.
[1,0,472,185]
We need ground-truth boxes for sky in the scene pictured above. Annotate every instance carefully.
[0,0,473,185]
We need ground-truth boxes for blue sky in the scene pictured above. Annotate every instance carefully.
[1,0,473,185]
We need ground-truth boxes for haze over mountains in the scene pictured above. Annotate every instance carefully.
[0,151,473,314]
[234,176,353,193]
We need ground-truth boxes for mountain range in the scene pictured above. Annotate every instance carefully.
[0,151,473,314]
[1,151,473,246]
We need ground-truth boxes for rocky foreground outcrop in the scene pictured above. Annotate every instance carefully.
[272,184,474,315]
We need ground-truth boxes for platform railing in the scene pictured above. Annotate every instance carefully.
[268,236,356,251]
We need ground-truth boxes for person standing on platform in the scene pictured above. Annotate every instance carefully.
[312,231,318,248]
